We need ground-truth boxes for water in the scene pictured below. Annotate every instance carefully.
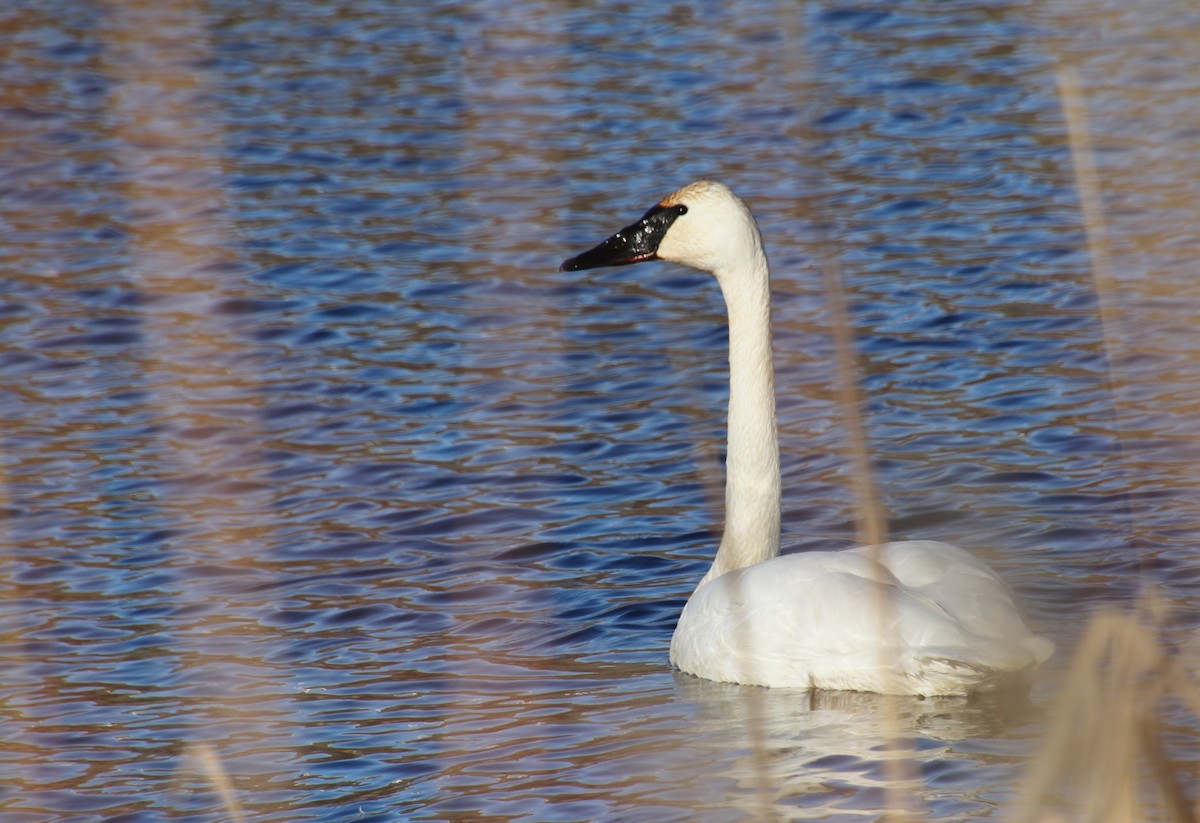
[3,0,1200,819]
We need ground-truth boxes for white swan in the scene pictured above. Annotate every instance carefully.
[561,180,1053,696]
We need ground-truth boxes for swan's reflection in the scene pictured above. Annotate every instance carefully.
[673,672,1042,815]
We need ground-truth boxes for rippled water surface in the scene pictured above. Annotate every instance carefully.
[4,0,1200,820]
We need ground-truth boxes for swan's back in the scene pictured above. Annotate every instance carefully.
[669,540,1052,696]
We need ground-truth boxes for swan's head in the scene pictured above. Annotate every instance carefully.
[560,180,763,277]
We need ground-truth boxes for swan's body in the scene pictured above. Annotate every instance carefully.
[672,540,1052,694]
[561,180,1052,695]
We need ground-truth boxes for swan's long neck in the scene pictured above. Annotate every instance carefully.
[698,244,780,588]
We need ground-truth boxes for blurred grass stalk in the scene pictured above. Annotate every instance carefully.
[1004,66,1199,823]
[188,743,248,823]
[818,236,924,821]
[1010,601,1200,823]
[102,0,259,817]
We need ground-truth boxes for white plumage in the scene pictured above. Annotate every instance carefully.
[671,540,1053,694]
[562,180,1052,695]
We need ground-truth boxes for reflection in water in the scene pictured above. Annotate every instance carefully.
[676,676,1040,817]
[1,0,1200,819]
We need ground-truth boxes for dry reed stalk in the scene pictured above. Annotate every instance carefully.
[190,743,248,823]
[1056,66,1121,352]
[786,18,923,813]
[100,0,271,816]
[816,235,924,822]
[765,11,925,815]
[1010,602,1196,823]
[1007,60,1200,823]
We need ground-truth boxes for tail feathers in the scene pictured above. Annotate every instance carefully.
[915,636,1052,694]
[911,657,1010,694]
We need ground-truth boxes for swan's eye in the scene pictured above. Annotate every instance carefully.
[675,205,688,216]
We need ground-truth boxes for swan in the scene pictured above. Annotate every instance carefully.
[561,180,1053,696]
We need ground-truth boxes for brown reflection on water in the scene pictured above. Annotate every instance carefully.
[1044,0,1200,556]
[97,0,280,811]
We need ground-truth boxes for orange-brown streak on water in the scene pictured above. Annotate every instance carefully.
[100,0,281,814]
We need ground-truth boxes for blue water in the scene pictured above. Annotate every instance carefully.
[4,0,1200,820]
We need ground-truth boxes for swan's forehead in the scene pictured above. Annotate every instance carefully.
[659,179,730,209]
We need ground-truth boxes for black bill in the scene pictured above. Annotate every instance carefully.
[560,203,687,272]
